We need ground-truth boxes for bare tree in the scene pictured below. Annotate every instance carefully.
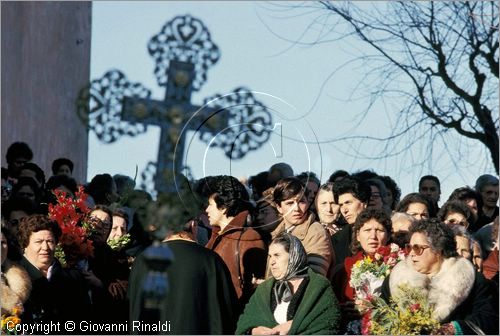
[292,1,498,173]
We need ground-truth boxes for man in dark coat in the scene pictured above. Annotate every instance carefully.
[129,221,238,335]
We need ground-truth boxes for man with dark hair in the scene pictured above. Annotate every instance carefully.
[331,177,371,268]
[5,142,33,180]
[205,175,267,313]
[419,175,441,208]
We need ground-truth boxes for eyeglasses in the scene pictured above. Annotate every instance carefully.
[405,243,430,256]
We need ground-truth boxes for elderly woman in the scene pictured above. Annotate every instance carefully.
[17,215,90,322]
[1,226,31,316]
[236,233,340,335]
[381,219,498,335]
[314,182,343,236]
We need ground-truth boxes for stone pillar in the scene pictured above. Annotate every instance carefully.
[1,2,91,184]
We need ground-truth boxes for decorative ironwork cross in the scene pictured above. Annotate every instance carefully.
[77,15,273,194]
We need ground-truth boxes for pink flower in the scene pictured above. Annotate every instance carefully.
[409,303,421,313]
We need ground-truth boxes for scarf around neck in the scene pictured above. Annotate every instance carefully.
[272,233,309,303]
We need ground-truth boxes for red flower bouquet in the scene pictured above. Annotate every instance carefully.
[48,186,94,268]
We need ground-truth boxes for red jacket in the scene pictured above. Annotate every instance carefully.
[332,251,365,303]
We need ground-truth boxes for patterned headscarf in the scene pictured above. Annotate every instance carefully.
[272,233,309,303]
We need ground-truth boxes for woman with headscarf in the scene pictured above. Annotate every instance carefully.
[236,232,340,335]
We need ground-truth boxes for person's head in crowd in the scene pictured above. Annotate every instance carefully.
[272,177,309,227]
[380,175,402,210]
[450,225,474,261]
[365,178,387,210]
[475,174,499,211]
[252,187,280,234]
[267,232,308,281]
[296,171,321,207]
[332,177,370,225]
[45,175,78,199]
[405,219,458,275]
[51,158,74,177]
[19,162,45,189]
[248,171,271,201]
[2,196,38,224]
[18,215,62,276]
[438,200,473,230]
[418,175,441,205]
[328,170,349,183]
[391,212,415,233]
[11,176,42,204]
[267,163,294,187]
[6,142,33,178]
[108,208,129,242]
[1,225,22,262]
[351,208,392,255]
[113,174,136,198]
[396,193,436,220]
[447,186,482,217]
[205,175,251,230]
[88,205,112,245]
[315,182,340,225]
[352,169,380,181]
[472,240,483,272]
[2,167,12,203]
[86,173,119,205]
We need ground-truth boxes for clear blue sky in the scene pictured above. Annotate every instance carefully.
[88,1,496,203]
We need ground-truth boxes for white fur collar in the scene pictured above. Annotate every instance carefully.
[389,256,475,322]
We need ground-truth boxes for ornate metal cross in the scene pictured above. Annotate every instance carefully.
[77,15,272,194]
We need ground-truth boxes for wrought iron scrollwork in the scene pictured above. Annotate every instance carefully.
[140,161,158,199]
[76,70,151,143]
[148,15,220,91]
[200,87,273,159]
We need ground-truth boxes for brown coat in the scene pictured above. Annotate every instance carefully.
[268,212,334,278]
[206,211,267,308]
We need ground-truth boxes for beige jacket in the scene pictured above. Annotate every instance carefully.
[267,212,334,278]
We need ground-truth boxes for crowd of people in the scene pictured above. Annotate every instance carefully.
[1,141,499,335]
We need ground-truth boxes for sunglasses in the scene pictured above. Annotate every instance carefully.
[405,243,430,256]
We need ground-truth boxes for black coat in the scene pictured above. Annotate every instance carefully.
[331,224,353,269]
[19,257,91,325]
[128,240,238,335]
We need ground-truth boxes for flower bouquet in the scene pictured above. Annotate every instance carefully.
[350,243,406,304]
[361,284,451,335]
[48,186,94,268]
[107,233,131,251]
[1,307,21,335]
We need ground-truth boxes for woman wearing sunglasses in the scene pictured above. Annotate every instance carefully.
[381,219,498,335]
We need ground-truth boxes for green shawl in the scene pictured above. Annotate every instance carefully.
[236,268,340,335]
